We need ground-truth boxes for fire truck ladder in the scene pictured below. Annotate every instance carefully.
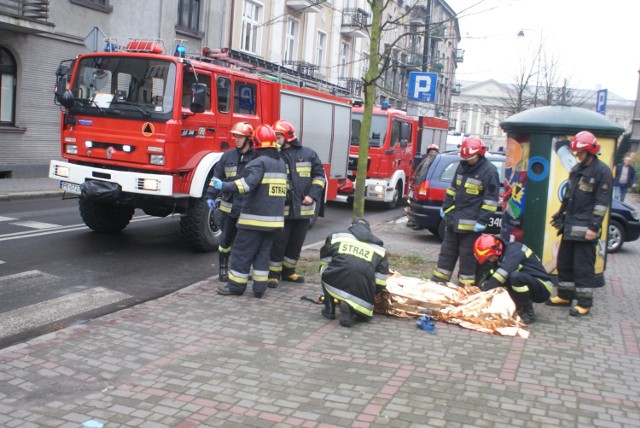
[198,47,349,97]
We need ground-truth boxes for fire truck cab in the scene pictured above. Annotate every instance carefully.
[50,40,351,251]
[343,104,447,209]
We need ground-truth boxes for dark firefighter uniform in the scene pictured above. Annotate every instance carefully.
[433,157,500,286]
[319,220,389,322]
[269,138,326,282]
[204,146,255,257]
[218,152,287,296]
[554,157,612,309]
[479,242,553,307]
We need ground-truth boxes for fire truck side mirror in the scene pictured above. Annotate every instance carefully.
[54,65,71,106]
[190,83,206,113]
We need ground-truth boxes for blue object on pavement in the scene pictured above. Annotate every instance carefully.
[212,178,223,190]
[473,222,486,232]
[416,316,436,334]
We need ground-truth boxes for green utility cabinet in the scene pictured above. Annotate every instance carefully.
[500,106,624,281]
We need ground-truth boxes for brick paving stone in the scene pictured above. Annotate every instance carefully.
[2,206,640,426]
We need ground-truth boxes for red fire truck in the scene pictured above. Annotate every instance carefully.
[50,40,351,251]
[341,104,448,208]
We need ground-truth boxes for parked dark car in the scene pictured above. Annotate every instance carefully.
[405,150,640,253]
[405,150,506,239]
[608,198,640,253]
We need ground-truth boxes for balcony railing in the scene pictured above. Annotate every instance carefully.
[342,8,368,29]
[0,0,50,20]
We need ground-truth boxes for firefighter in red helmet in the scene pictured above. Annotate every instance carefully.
[205,121,255,281]
[473,234,553,324]
[212,124,287,298]
[426,144,440,155]
[431,136,500,287]
[548,130,612,317]
[268,119,326,288]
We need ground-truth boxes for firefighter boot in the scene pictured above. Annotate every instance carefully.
[516,300,536,324]
[268,278,279,288]
[339,302,356,328]
[282,272,305,283]
[546,296,572,307]
[569,305,590,317]
[218,253,230,282]
[321,294,336,320]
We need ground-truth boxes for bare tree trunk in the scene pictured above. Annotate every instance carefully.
[353,0,383,219]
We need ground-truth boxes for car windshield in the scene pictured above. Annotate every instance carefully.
[440,158,505,184]
[70,56,176,119]
[351,113,387,148]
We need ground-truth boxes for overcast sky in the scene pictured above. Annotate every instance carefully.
[445,0,640,100]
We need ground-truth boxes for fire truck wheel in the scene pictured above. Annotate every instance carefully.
[79,197,135,233]
[180,197,222,252]
[386,182,402,209]
[308,200,322,229]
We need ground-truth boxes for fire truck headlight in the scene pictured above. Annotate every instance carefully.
[55,165,70,178]
[140,179,160,191]
[367,184,385,199]
[150,154,165,165]
[65,144,78,155]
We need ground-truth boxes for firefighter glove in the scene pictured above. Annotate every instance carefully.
[439,207,445,218]
[212,178,223,190]
[206,199,216,209]
[473,222,486,232]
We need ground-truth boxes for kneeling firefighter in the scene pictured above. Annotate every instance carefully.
[319,218,389,328]
[473,234,553,324]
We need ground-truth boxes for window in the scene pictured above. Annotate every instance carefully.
[233,81,257,115]
[177,0,200,33]
[217,77,231,113]
[316,31,326,70]
[0,47,16,126]
[241,0,262,54]
[460,120,467,134]
[483,122,490,135]
[361,52,369,77]
[70,0,113,13]
[183,73,211,110]
[284,18,299,62]
[339,42,349,79]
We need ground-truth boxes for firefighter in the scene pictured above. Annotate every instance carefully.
[319,218,389,328]
[473,234,553,324]
[212,125,287,298]
[205,121,255,282]
[547,130,613,317]
[268,120,326,287]
[431,136,500,287]
[426,144,440,155]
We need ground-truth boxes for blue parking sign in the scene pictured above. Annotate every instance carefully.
[596,89,607,115]
[408,72,438,102]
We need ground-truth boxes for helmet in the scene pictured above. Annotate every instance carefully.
[473,234,503,265]
[427,144,440,153]
[570,131,600,155]
[252,124,279,149]
[272,120,296,142]
[230,121,254,137]
[460,136,487,159]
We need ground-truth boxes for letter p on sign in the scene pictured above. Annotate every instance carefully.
[408,72,438,103]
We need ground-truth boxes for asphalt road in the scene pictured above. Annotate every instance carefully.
[0,197,405,348]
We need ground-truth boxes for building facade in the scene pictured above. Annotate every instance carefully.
[450,79,636,151]
[0,0,460,177]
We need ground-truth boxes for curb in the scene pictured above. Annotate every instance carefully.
[0,190,65,202]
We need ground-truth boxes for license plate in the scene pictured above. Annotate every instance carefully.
[60,181,81,194]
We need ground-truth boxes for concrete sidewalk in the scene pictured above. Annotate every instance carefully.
[0,198,639,427]
[0,177,63,201]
